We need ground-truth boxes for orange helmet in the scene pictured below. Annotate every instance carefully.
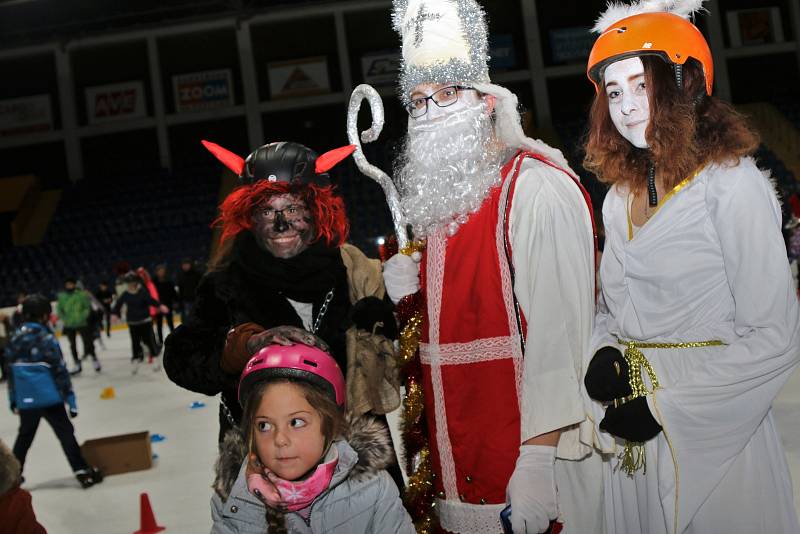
[587,12,713,96]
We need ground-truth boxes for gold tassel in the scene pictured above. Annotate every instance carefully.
[617,341,660,476]
[618,442,647,475]
[614,338,723,476]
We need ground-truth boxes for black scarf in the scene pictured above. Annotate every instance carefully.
[231,231,345,303]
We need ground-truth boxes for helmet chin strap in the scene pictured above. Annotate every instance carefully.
[649,62,705,206]
[673,62,708,106]
[647,161,658,208]
[674,63,684,90]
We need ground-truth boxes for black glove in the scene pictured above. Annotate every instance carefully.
[599,396,662,442]
[584,346,632,402]
[351,296,398,340]
[69,409,79,419]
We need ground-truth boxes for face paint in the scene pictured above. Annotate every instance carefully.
[604,57,650,149]
[251,193,315,259]
[409,83,482,123]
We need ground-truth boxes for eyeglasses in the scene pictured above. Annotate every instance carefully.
[405,85,476,118]
[255,204,308,222]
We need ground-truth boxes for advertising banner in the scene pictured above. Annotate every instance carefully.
[268,57,330,99]
[173,69,234,112]
[86,81,146,124]
[0,94,52,137]
[361,51,401,86]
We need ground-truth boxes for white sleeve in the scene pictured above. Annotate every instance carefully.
[584,192,625,453]
[651,163,800,531]
[509,161,596,458]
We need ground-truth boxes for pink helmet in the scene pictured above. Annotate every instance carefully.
[238,344,346,409]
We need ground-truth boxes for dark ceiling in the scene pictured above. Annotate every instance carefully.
[0,0,335,49]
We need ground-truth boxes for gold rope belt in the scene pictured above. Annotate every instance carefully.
[613,337,726,475]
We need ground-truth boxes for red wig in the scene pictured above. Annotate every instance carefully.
[214,181,349,248]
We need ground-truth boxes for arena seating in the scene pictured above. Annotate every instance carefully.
[334,143,396,258]
[0,166,218,305]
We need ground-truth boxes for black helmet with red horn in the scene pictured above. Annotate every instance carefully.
[201,140,356,187]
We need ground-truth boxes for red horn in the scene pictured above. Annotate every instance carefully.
[201,140,245,176]
[315,145,357,174]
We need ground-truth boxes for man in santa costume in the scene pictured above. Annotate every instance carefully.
[382,1,604,532]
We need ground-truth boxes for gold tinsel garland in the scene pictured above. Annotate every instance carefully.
[394,240,435,534]
[403,376,425,426]
[404,446,435,533]
[397,312,423,367]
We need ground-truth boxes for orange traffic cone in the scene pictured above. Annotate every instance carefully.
[133,492,166,534]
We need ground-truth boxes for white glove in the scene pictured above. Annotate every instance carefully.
[506,445,558,534]
[382,254,420,304]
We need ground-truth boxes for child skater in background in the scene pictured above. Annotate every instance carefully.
[5,295,103,489]
[211,344,414,534]
[112,272,168,374]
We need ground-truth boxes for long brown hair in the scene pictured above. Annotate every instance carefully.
[584,56,759,192]
[240,379,346,533]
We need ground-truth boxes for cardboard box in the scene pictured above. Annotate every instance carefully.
[81,431,152,476]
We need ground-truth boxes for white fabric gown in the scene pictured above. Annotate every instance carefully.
[586,157,800,534]
[510,158,605,533]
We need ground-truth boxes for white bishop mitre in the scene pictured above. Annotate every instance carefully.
[401,0,471,68]
[392,0,490,101]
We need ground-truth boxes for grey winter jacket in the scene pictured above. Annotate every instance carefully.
[210,415,414,534]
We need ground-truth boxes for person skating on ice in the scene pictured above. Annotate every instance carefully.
[112,273,169,374]
[56,277,99,375]
[5,295,103,489]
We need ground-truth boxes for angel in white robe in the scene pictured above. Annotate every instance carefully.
[580,2,800,533]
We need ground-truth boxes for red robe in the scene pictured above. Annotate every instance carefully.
[419,152,590,532]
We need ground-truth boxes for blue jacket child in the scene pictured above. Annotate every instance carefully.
[5,294,103,488]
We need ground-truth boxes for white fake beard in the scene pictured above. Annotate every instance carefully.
[395,102,504,238]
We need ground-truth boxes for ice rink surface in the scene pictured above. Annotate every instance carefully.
[1,326,799,533]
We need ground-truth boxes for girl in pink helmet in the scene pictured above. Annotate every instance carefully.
[211,344,414,534]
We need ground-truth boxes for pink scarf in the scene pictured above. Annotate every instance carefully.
[247,448,338,512]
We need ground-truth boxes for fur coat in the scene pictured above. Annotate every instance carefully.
[164,239,396,442]
[210,414,414,533]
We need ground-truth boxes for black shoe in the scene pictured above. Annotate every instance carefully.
[76,467,103,488]
[69,364,82,376]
